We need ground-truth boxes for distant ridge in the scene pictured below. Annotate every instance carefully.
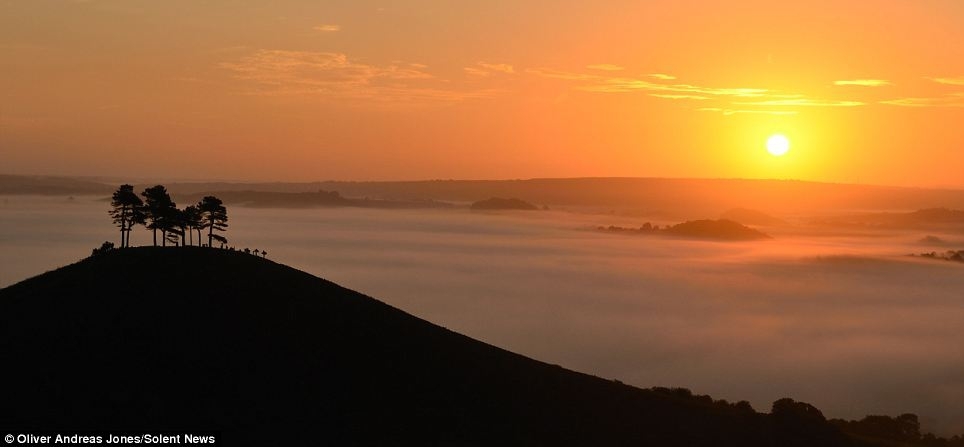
[163,178,964,214]
[0,247,855,446]
[470,197,539,210]
[5,175,964,215]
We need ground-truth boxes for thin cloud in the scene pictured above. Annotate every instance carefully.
[587,64,624,71]
[928,76,964,86]
[314,24,341,32]
[736,99,864,107]
[525,68,600,81]
[649,73,676,80]
[698,107,798,116]
[584,78,770,97]
[834,79,891,87]
[527,67,870,114]
[650,94,709,100]
[479,62,514,74]
[222,50,492,103]
[528,68,768,97]
[880,95,964,108]
[464,62,515,77]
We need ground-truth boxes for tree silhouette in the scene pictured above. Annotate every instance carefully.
[108,184,144,248]
[198,196,228,247]
[166,207,187,246]
[141,185,177,247]
[210,233,228,248]
[182,205,202,247]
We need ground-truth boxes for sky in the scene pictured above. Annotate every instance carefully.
[2,0,964,186]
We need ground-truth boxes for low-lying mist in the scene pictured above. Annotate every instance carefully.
[2,195,963,434]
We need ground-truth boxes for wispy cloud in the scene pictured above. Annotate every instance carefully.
[527,67,875,115]
[928,76,964,86]
[650,94,709,100]
[584,78,770,97]
[529,68,769,97]
[735,99,864,107]
[881,94,964,108]
[222,50,492,103]
[698,107,798,116]
[525,68,599,81]
[834,79,891,87]
[586,64,624,71]
[314,24,341,32]
[465,62,515,76]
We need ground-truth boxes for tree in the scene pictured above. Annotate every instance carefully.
[91,241,115,257]
[197,196,228,247]
[108,184,143,248]
[141,185,177,247]
[210,233,228,248]
[165,207,187,247]
[182,205,202,246]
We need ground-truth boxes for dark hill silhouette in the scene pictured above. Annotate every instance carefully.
[1,248,854,446]
[814,208,964,229]
[470,197,538,210]
[0,174,114,195]
[156,178,964,215]
[177,189,454,209]
[598,219,771,240]
[720,208,788,226]
[665,219,772,240]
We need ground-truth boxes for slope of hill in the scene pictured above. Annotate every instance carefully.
[470,197,539,210]
[162,178,964,214]
[665,219,773,240]
[720,208,788,226]
[0,174,114,195]
[175,189,454,209]
[1,248,853,446]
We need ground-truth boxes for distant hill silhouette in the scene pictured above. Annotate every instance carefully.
[919,235,947,245]
[177,189,454,209]
[720,208,788,226]
[470,197,538,210]
[814,208,964,229]
[0,174,114,195]
[600,219,772,241]
[665,219,772,240]
[6,175,964,216]
[5,248,955,446]
[153,178,964,215]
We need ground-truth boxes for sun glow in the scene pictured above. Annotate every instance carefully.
[766,134,790,156]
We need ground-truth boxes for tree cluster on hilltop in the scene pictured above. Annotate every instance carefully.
[109,184,228,248]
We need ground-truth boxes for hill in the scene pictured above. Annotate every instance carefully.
[0,174,114,195]
[176,189,453,209]
[470,197,539,210]
[599,219,772,240]
[159,178,964,215]
[720,208,788,226]
[814,207,964,229]
[665,219,773,240]
[1,248,854,445]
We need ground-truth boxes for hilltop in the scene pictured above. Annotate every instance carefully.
[599,219,772,241]
[470,197,539,210]
[0,248,909,446]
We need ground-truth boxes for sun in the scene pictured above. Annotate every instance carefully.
[766,134,790,156]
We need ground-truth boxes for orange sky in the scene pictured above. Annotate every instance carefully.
[2,0,963,186]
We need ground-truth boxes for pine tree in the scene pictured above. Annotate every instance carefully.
[108,184,144,248]
[197,196,228,247]
[141,185,177,247]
